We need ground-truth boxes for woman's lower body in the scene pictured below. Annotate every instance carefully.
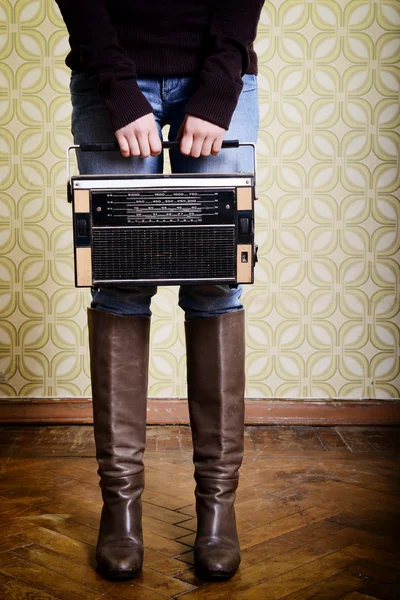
[70,71,259,319]
[71,70,259,581]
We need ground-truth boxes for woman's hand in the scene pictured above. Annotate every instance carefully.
[176,114,226,157]
[115,113,162,158]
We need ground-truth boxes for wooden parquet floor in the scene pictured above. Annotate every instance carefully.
[0,425,399,599]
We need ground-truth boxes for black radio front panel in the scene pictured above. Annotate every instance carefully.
[91,187,236,226]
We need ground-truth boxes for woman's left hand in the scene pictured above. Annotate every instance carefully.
[176,114,226,157]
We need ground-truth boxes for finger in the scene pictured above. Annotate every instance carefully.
[211,138,223,156]
[201,136,214,157]
[127,135,140,157]
[149,129,162,156]
[116,134,130,158]
[180,132,193,156]
[191,134,204,158]
[137,132,151,158]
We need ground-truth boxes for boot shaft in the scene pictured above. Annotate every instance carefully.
[87,307,151,478]
[184,309,246,479]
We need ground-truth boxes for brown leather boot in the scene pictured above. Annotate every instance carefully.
[87,307,151,581]
[184,309,246,580]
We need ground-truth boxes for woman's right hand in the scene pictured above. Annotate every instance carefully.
[115,113,162,158]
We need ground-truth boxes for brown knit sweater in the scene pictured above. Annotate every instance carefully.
[55,0,264,131]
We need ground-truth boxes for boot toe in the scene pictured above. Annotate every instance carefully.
[194,545,240,580]
[97,542,143,580]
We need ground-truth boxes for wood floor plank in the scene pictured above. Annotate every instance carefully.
[332,526,399,554]
[239,505,341,549]
[21,525,97,567]
[347,559,400,600]
[339,593,383,600]
[0,519,39,538]
[230,552,358,600]
[176,530,366,600]
[143,529,192,556]
[142,489,195,511]
[347,558,400,585]
[0,555,21,570]
[142,548,192,576]
[115,564,194,597]
[0,558,101,600]
[272,569,366,599]
[240,521,343,569]
[0,534,34,554]
[0,572,14,586]
[0,579,62,600]
[326,511,400,540]
[341,544,400,570]
[143,500,195,524]
[10,544,113,594]
[11,542,194,598]
[137,515,192,541]
[22,513,98,545]
[28,500,101,530]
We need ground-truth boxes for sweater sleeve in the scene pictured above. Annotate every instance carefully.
[55,0,154,132]
[183,0,265,130]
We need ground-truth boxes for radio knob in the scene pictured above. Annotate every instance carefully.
[77,218,88,237]
[240,217,250,235]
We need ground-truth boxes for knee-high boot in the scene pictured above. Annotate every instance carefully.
[184,308,246,580]
[87,307,151,580]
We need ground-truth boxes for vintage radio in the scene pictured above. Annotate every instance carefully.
[67,140,259,288]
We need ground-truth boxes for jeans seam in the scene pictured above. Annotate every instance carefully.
[161,77,168,123]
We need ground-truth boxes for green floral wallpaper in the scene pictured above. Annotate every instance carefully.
[0,0,399,399]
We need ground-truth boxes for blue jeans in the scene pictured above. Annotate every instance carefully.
[70,71,259,320]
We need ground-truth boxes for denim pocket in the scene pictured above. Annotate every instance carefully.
[242,73,258,91]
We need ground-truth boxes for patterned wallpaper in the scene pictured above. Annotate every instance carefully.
[0,0,399,400]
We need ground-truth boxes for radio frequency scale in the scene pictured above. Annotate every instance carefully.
[67,140,259,288]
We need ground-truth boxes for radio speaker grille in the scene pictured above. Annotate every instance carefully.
[92,227,236,281]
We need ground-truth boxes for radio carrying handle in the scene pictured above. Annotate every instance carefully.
[67,139,258,199]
